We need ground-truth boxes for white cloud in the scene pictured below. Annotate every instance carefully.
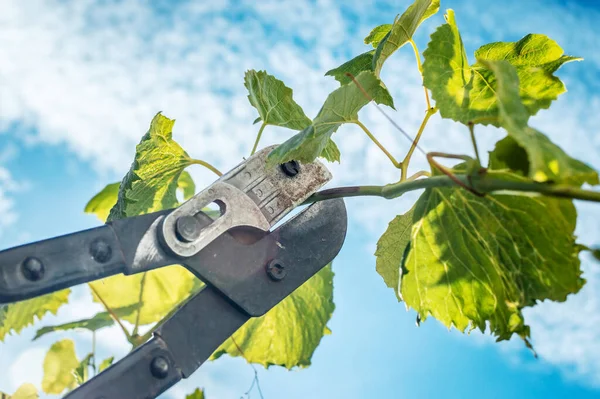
[2,0,600,393]
[0,167,18,237]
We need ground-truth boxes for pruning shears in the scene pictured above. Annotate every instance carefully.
[0,146,348,399]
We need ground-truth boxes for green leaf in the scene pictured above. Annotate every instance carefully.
[85,173,197,223]
[211,265,334,369]
[268,71,388,166]
[364,24,392,48]
[185,388,205,399]
[422,10,580,126]
[33,304,140,341]
[324,51,395,108]
[72,353,93,385]
[4,383,38,399]
[244,70,312,130]
[107,112,194,221]
[42,339,80,394]
[482,59,598,186]
[0,290,70,341]
[398,171,584,345]
[373,0,440,75]
[98,356,114,373]
[375,206,415,301]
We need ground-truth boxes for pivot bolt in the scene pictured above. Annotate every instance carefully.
[21,257,45,281]
[90,238,112,263]
[280,160,300,177]
[176,215,202,243]
[150,356,169,379]
[266,260,287,281]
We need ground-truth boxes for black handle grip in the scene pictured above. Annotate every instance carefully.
[0,225,125,303]
[63,337,182,399]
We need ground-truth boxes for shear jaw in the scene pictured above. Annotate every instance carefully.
[159,146,332,258]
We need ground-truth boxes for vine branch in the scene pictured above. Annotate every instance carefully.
[303,174,600,204]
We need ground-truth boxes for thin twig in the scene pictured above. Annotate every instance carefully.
[408,39,431,109]
[400,107,436,180]
[232,337,264,399]
[251,122,267,156]
[132,272,148,337]
[467,122,481,163]
[355,120,401,168]
[188,158,223,176]
[89,284,132,341]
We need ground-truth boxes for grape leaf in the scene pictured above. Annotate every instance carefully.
[211,266,334,369]
[177,171,196,201]
[72,353,93,385]
[87,113,199,325]
[245,70,312,130]
[4,384,38,399]
[422,10,580,126]
[268,71,388,166]
[185,388,205,399]
[364,24,392,48]
[482,59,598,186]
[42,339,79,394]
[372,0,440,75]
[107,112,195,221]
[0,290,70,341]
[98,356,114,373]
[324,51,395,108]
[33,304,140,340]
[375,206,415,301]
[321,139,341,163]
[394,171,584,345]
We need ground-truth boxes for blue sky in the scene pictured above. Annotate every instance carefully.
[1,0,600,398]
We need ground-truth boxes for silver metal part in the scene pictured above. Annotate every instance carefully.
[160,145,332,258]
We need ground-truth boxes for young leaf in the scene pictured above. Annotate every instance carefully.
[268,71,388,166]
[33,304,141,340]
[211,266,334,369]
[324,51,395,108]
[185,388,205,399]
[321,139,341,163]
[72,353,93,385]
[244,70,312,130]
[6,383,38,399]
[364,24,392,48]
[397,171,584,345]
[85,172,197,222]
[98,356,114,373]
[42,339,80,394]
[482,59,598,186]
[0,290,70,341]
[375,206,415,301]
[107,112,195,221]
[423,10,580,126]
[372,0,440,75]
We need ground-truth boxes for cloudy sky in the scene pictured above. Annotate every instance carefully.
[1,0,600,398]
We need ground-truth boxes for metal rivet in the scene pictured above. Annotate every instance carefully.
[21,257,45,281]
[90,238,112,264]
[176,215,202,243]
[244,171,251,179]
[208,188,215,195]
[266,260,287,281]
[280,160,300,177]
[256,188,263,197]
[267,206,274,214]
[150,356,169,379]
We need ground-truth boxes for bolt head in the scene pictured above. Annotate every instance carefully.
[150,356,169,379]
[21,257,45,282]
[266,260,287,281]
[90,238,112,264]
[176,215,202,243]
[280,160,300,177]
